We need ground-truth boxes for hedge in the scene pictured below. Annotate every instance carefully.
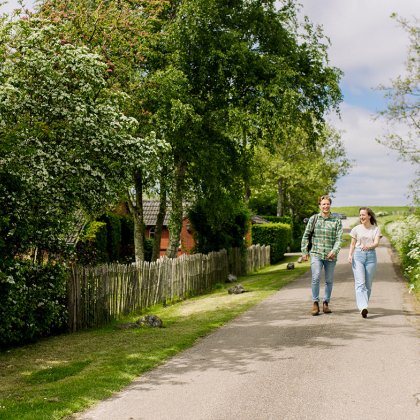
[251,222,292,263]
[261,215,303,252]
[0,261,68,348]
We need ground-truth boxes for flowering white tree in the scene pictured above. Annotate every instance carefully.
[0,18,154,259]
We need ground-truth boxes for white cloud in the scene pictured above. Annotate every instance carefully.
[297,0,418,206]
[298,0,419,88]
[328,104,416,206]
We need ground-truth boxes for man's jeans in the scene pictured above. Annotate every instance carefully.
[311,255,337,303]
[352,249,377,311]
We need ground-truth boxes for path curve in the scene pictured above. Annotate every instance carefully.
[78,218,420,420]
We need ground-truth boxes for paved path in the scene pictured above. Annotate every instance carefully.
[79,218,420,420]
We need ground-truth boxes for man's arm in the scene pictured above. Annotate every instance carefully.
[301,216,313,259]
[331,219,343,256]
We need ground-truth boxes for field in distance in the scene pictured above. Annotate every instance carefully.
[333,206,414,217]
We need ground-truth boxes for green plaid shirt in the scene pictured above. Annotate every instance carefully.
[301,213,343,260]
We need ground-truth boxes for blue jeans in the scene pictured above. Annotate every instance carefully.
[310,255,337,303]
[352,249,377,311]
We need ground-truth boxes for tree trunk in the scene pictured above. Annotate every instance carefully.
[277,178,284,216]
[127,170,145,262]
[166,162,186,258]
[151,171,167,261]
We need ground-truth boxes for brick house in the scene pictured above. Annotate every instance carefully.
[143,200,195,256]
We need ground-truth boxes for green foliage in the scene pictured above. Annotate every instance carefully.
[76,222,108,264]
[99,213,122,262]
[248,192,277,216]
[76,214,137,264]
[144,238,154,262]
[189,200,250,254]
[263,216,293,225]
[251,223,292,263]
[385,215,420,296]
[0,18,152,259]
[0,261,68,348]
[249,125,350,228]
[120,215,135,262]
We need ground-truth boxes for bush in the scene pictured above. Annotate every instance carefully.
[189,202,250,254]
[0,261,68,348]
[75,214,136,264]
[120,215,135,262]
[144,238,154,262]
[261,215,303,252]
[385,215,420,295]
[99,213,122,261]
[75,221,108,264]
[262,216,292,225]
[251,223,292,263]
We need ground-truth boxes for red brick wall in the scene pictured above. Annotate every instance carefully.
[145,218,195,257]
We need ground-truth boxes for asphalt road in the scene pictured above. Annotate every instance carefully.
[78,218,420,420]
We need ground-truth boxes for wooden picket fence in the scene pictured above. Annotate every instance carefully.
[67,244,270,332]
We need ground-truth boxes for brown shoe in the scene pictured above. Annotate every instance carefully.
[323,301,332,314]
[311,301,320,316]
[361,308,368,318]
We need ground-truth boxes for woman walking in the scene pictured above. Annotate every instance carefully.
[348,207,382,318]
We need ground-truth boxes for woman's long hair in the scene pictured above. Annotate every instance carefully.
[359,207,377,226]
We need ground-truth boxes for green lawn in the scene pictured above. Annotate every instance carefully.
[334,206,412,217]
[0,257,310,420]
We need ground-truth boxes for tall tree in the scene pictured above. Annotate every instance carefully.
[249,124,351,219]
[164,0,343,252]
[0,18,149,260]
[37,0,172,261]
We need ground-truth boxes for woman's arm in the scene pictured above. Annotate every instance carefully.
[370,233,382,250]
[348,237,356,263]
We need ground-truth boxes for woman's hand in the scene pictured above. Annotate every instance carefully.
[348,255,353,264]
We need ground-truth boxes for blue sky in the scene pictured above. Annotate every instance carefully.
[297,0,419,206]
[2,0,419,207]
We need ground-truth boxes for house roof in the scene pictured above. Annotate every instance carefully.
[143,200,171,226]
[251,215,269,224]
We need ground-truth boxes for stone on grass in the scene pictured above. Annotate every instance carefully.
[136,314,163,328]
[287,262,295,270]
[228,284,246,294]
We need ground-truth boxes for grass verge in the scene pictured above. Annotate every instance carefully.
[0,256,309,420]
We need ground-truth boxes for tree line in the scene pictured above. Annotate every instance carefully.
[0,0,350,266]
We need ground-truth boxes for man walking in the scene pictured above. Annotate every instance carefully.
[301,195,343,315]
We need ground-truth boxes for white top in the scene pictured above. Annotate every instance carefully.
[350,224,382,249]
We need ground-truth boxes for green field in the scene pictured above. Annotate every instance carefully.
[333,206,413,217]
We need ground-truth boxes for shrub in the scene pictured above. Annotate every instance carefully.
[99,213,122,261]
[385,215,420,294]
[120,215,135,262]
[261,215,302,251]
[189,202,250,254]
[251,223,292,263]
[0,261,68,348]
[75,221,108,264]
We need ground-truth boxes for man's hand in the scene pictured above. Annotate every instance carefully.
[326,251,336,260]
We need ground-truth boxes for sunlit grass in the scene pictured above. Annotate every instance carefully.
[0,256,309,420]
[334,206,412,217]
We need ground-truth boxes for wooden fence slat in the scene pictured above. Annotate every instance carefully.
[68,244,270,331]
